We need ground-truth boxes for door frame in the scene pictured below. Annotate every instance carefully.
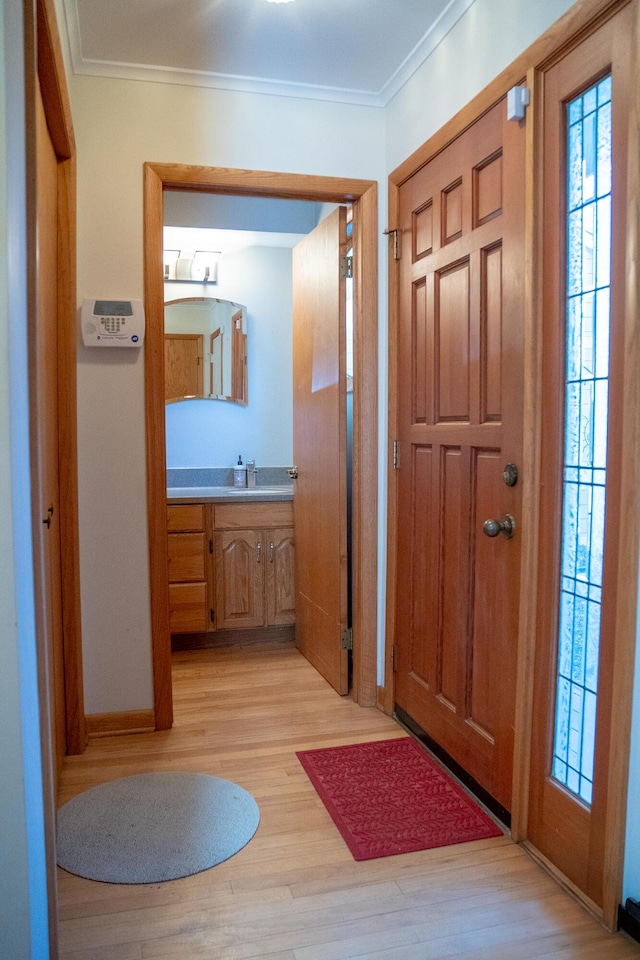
[384,0,639,929]
[143,164,378,729]
[24,0,86,952]
[32,0,86,757]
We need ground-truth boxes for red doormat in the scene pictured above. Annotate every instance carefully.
[296,736,503,861]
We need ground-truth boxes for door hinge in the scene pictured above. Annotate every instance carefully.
[339,254,353,279]
[383,228,401,260]
[341,627,353,651]
[391,644,398,672]
[210,608,215,623]
[393,439,399,470]
[209,538,213,554]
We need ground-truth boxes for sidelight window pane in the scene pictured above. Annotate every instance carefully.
[552,75,612,805]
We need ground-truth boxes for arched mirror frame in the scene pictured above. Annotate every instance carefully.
[164,296,247,404]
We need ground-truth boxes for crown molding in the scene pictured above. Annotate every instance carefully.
[379,0,478,105]
[62,0,478,108]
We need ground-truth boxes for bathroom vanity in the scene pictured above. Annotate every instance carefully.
[166,487,295,637]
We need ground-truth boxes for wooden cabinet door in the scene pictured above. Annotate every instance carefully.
[266,528,295,626]
[394,96,526,812]
[215,529,264,629]
[167,503,210,634]
[167,532,206,582]
[169,583,209,633]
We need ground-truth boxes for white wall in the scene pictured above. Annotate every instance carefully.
[385,0,576,171]
[165,246,294,470]
[1,1,50,956]
[70,73,386,713]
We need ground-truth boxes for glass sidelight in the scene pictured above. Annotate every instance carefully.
[552,75,612,805]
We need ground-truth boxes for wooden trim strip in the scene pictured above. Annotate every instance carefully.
[57,152,86,755]
[145,164,375,203]
[351,181,378,707]
[143,164,174,731]
[522,840,604,922]
[144,164,379,720]
[35,0,86,757]
[380,181,401,718]
[86,710,156,738]
[510,65,544,844]
[37,0,74,159]
[602,0,640,927]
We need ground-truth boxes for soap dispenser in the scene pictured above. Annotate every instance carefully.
[233,455,247,488]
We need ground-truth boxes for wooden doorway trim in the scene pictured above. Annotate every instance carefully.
[385,0,638,931]
[144,164,378,729]
[36,0,86,759]
[24,0,85,953]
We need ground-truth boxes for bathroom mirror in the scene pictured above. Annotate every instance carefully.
[164,297,247,404]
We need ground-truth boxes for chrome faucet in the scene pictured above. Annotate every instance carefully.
[247,460,257,488]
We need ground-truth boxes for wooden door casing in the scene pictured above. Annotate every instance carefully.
[394,97,526,812]
[35,82,66,782]
[292,207,349,696]
[145,166,378,725]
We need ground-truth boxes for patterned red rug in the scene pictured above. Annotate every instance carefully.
[296,736,502,861]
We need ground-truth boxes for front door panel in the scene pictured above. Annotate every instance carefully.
[395,98,526,811]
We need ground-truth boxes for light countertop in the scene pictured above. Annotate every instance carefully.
[167,485,293,503]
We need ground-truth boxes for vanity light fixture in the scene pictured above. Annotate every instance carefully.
[163,249,179,280]
[164,249,221,283]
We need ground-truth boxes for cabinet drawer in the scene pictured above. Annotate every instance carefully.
[167,503,205,532]
[168,532,206,582]
[169,583,208,633]
[214,501,293,530]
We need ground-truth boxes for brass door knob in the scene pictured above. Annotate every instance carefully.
[483,514,516,540]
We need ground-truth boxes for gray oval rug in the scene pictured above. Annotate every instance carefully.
[56,772,260,884]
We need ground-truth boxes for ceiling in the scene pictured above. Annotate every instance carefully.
[62,0,477,106]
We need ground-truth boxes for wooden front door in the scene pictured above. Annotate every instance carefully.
[394,97,526,811]
[292,207,349,695]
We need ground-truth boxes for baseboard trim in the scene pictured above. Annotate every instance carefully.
[521,840,604,927]
[85,710,156,738]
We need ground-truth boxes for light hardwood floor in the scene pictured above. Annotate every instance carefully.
[57,637,640,959]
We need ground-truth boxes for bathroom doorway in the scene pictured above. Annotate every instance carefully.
[142,165,379,728]
[163,195,353,694]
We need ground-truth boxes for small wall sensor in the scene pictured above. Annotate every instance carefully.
[507,86,530,121]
